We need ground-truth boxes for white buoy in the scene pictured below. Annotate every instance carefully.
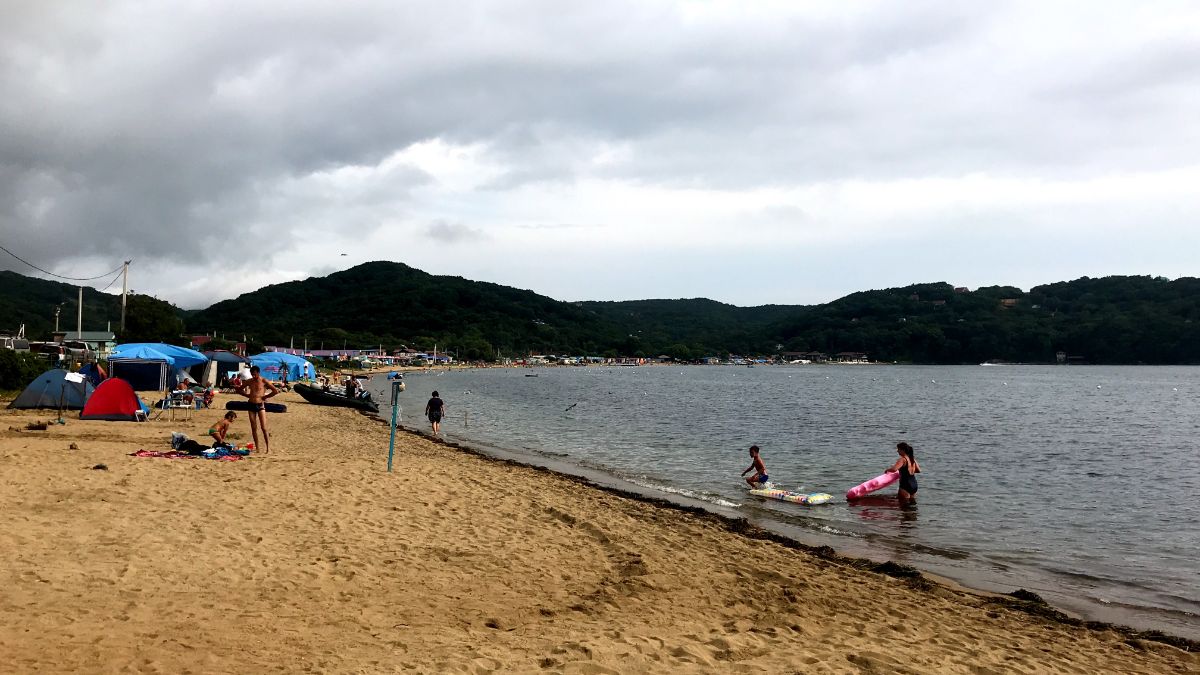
[1097,385,1102,389]
[931,379,936,383]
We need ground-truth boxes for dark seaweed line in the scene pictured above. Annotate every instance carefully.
[360,410,1197,654]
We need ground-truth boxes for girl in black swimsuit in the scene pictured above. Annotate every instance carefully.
[888,442,921,503]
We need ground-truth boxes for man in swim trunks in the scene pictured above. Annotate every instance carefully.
[741,445,769,488]
[208,411,237,448]
[234,365,278,454]
[425,390,445,435]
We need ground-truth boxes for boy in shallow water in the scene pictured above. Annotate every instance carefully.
[741,445,769,488]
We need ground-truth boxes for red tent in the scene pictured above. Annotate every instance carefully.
[81,378,146,421]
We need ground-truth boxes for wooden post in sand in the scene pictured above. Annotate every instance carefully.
[387,379,403,472]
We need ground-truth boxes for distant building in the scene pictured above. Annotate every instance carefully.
[52,330,116,355]
[954,287,970,293]
[999,298,1019,308]
[834,351,869,363]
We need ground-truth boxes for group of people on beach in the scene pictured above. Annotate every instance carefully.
[742,442,921,502]
[208,369,448,456]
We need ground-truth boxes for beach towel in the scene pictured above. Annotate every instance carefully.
[131,448,245,461]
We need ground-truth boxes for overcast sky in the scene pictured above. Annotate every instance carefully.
[2,1,1199,309]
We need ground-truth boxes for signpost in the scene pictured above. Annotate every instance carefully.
[387,378,405,472]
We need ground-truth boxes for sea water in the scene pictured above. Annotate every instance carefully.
[375,365,1200,639]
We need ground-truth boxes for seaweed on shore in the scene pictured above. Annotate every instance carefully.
[366,410,1198,654]
[985,591,1197,652]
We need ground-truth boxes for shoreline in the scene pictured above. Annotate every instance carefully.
[379,414,1200,654]
[1,391,1196,672]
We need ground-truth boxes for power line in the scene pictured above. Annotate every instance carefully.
[97,268,126,293]
[0,243,124,281]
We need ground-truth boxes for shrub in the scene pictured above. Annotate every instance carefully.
[0,350,48,390]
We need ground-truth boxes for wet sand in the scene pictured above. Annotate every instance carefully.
[1,391,1196,673]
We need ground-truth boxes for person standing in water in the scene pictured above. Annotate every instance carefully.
[741,445,769,488]
[234,365,279,454]
[887,441,921,502]
[425,390,445,435]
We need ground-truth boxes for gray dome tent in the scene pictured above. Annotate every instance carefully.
[9,369,96,410]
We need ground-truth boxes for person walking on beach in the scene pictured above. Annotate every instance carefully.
[425,390,445,435]
[234,365,279,454]
[741,445,769,488]
[208,411,237,448]
[887,441,921,503]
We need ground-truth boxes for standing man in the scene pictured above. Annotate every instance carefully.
[303,362,311,382]
[425,390,445,435]
[279,361,290,390]
[234,365,279,454]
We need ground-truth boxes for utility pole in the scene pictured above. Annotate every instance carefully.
[76,286,83,336]
[54,305,61,333]
[120,260,130,333]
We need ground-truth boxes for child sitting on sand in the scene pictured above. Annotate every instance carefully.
[209,411,237,448]
[741,445,769,488]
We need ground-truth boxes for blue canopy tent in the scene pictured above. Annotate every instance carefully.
[248,352,314,382]
[108,344,209,391]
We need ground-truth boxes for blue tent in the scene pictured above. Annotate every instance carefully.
[111,343,208,368]
[108,344,209,391]
[9,369,95,409]
[248,352,314,382]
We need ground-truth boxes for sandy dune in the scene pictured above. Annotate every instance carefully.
[1,391,1195,673]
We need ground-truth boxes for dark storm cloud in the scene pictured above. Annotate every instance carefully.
[1,1,1197,299]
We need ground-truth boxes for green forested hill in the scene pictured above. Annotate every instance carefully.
[0,271,185,343]
[4,263,1198,363]
[767,277,1200,364]
[187,261,628,359]
[578,298,800,360]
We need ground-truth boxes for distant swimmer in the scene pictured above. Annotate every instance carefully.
[425,390,445,435]
[564,402,578,412]
[741,445,769,488]
[886,442,921,503]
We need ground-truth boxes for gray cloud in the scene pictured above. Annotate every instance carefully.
[425,220,486,244]
[0,1,1197,306]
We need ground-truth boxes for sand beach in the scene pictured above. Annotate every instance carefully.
[1,390,1196,674]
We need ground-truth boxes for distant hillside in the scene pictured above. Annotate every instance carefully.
[189,264,1200,364]
[187,261,628,359]
[5,264,1197,364]
[578,298,801,359]
[767,277,1200,364]
[0,270,184,343]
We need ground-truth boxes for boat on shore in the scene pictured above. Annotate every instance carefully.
[294,383,380,413]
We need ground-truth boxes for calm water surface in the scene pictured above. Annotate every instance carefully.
[375,365,1200,639]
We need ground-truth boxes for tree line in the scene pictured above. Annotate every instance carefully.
[4,265,1198,365]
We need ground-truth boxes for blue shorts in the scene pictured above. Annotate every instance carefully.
[754,474,769,483]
